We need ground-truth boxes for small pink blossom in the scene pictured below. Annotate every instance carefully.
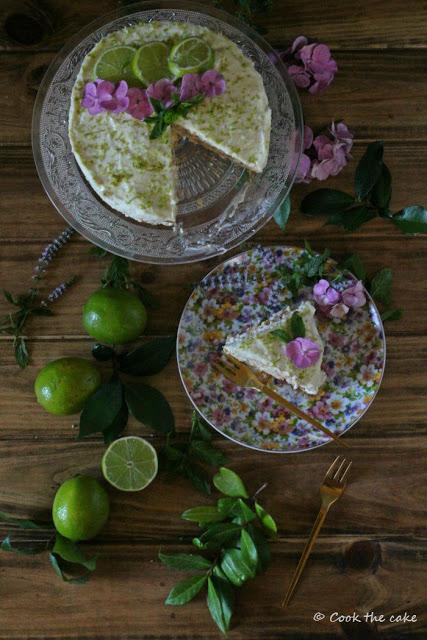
[200,70,226,98]
[294,125,314,183]
[126,87,153,120]
[313,279,340,307]
[100,80,129,113]
[81,80,115,115]
[288,64,311,89]
[180,73,203,101]
[147,78,178,108]
[329,302,350,319]
[286,337,321,369]
[342,280,366,308]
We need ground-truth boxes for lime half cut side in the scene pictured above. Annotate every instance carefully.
[131,41,170,86]
[168,37,215,78]
[102,436,158,492]
[94,45,138,85]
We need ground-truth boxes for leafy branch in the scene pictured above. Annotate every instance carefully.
[300,141,427,233]
[160,467,277,634]
[146,95,205,140]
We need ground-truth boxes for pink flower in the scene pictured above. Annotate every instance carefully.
[180,73,203,101]
[329,303,349,319]
[99,80,129,113]
[331,120,354,154]
[147,78,178,108]
[311,133,348,180]
[294,125,314,183]
[200,70,226,98]
[341,280,366,308]
[286,337,321,369]
[313,279,340,307]
[126,88,153,120]
[288,65,311,88]
[81,80,115,115]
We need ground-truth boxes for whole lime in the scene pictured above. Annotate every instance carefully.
[52,476,110,542]
[34,357,101,415]
[82,288,147,345]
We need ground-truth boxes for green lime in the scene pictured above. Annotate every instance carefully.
[102,436,158,492]
[168,37,214,78]
[94,45,138,85]
[52,476,110,542]
[131,41,170,86]
[34,357,101,415]
[82,288,147,345]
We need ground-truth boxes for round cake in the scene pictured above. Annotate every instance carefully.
[68,21,271,226]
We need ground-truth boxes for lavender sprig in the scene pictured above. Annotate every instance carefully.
[33,227,75,281]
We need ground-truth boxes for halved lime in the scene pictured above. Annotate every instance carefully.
[168,37,214,78]
[101,436,158,492]
[131,41,170,86]
[94,45,138,85]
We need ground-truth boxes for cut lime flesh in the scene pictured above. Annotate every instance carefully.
[131,41,170,86]
[94,45,138,85]
[102,436,158,492]
[168,37,214,78]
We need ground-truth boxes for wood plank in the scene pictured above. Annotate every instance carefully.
[1,48,427,145]
[1,0,427,51]
[0,537,425,639]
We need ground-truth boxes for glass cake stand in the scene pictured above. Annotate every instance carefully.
[32,1,303,264]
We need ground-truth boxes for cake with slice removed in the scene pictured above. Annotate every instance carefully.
[223,301,326,395]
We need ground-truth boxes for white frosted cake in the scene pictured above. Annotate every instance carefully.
[224,302,326,395]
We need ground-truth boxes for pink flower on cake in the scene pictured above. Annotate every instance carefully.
[200,70,226,97]
[147,79,178,108]
[126,88,153,120]
[180,73,203,101]
[81,80,116,115]
[285,337,321,369]
[99,80,129,113]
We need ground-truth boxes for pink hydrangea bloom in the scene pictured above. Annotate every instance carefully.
[328,302,349,319]
[287,64,311,89]
[286,337,321,369]
[126,88,153,120]
[99,80,129,113]
[200,70,226,98]
[341,280,366,308]
[297,120,354,183]
[147,78,178,108]
[180,73,203,101]
[81,80,116,115]
[313,279,340,307]
[294,125,314,183]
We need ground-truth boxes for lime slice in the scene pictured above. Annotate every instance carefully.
[94,45,138,85]
[131,41,170,86]
[102,436,158,492]
[168,37,215,78]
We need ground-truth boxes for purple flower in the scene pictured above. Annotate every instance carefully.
[287,64,311,89]
[180,73,203,101]
[81,80,115,115]
[329,302,349,319]
[147,78,178,108]
[341,280,366,308]
[286,337,321,369]
[311,135,348,180]
[100,80,129,114]
[331,120,354,154]
[294,125,314,183]
[200,70,226,98]
[126,88,153,120]
[313,279,340,307]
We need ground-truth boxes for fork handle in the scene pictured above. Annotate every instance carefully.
[281,507,328,608]
[258,383,349,448]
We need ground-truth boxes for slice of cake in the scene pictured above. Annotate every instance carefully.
[223,301,326,395]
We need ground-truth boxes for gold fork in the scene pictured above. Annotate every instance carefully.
[282,456,352,607]
[213,354,349,448]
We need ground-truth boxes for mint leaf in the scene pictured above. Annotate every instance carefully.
[304,248,330,278]
[191,412,213,442]
[290,312,305,339]
[381,308,403,322]
[165,574,208,605]
[270,328,292,343]
[213,468,248,498]
[369,268,393,306]
[79,378,124,438]
[119,337,175,376]
[340,253,367,282]
[183,462,212,496]
[273,195,291,231]
[355,141,384,200]
[370,163,392,209]
[125,382,175,434]
[15,337,29,369]
[159,552,212,571]
[181,506,225,525]
[207,576,234,634]
[189,440,228,467]
[392,205,427,234]
[301,189,355,215]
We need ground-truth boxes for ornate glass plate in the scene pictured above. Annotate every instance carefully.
[177,246,386,453]
[32,1,302,264]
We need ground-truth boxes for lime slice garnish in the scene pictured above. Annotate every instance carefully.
[168,37,215,78]
[101,436,158,492]
[131,41,170,86]
[94,45,138,85]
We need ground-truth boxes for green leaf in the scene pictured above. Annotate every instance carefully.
[381,308,403,322]
[102,256,130,289]
[355,141,384,200]
[165,574,207,605]
[220,548,254,586]
[369,268,393,306]
[0,511,44,529]
[3,289,18,305]
[48,552,91,584]
[102,400,128,444]
[1,536,44,555]
[229,498,256,525]
[125,382,175,434]
[304,248,331,278]
[393,205,427,234]
[213,467,248,498]
[14,337,29,369]
[181,506,224,525]
[191,412,213,442]
[131,282,158,309]
[301,189,355,216]
[327,206,376,231]
[270,328,292,343]
[340,253,367,282]
[30,306,54,317]
[193,523,242,550]
[217,497,238,516]
[183,461,212,496]
[273,195,291,231]
[239,529,258,571]
[119,337,175,376]
[91,343,115,361]
[370,163,392,209]
[207,576,234,634]
[189,440,228,467]
[89,246,108,257]
[290,312,305,339]
[254,502,278,535]
[79,378,124,438]
[52,533,97,571]
[247,524,271,572]
[159,552,212,571]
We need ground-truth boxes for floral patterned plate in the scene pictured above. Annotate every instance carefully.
[177,245,386,453]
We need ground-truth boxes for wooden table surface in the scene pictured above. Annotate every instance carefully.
[1,1,426,638]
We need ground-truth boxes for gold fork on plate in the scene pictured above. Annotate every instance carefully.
[282,455,352,607]
[212,354,349,448]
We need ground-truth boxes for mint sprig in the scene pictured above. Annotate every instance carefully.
[146,94,205,140]
[299,141,427,233]
[160,467,277,634]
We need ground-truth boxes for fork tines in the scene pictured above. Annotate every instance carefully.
[325,456,352,484]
